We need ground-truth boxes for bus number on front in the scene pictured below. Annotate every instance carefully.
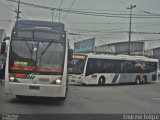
[39,78,49,82]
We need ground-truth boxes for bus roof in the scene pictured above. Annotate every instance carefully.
[73,53,159,62]
[14,20,64,31]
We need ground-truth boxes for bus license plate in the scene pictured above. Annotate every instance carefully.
[29,86,40,90]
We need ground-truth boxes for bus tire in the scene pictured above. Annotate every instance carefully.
[82,83,86,86]
[16,95,22,99]
[98,76,105,86]
[57,86,67,101]
[142,76,147,84]
[58,91,67,101]
[135,76,141,85]
[58,97,66,101]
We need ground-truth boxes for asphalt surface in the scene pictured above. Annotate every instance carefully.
[0,80,160,114]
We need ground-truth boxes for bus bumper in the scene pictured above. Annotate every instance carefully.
[5,83,66,97]
[70,78,83,84]
[69,75,83,83]
[69,77,98,85]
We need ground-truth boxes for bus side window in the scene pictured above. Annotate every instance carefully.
[95,59,103,73]
[103,60,107,73]
[121,61,130,73]
[126,61,136,73]
[107,60,115,73]
[144,62,157,73]
[114,60,121,73]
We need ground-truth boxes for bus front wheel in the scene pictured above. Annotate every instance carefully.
[135,76,141,85]
[98,76,105,86]
[16,95,24,99]
[82,83,86,86]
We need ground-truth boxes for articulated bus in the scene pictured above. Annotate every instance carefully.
[69,53,159,85]
[2,20,69,100]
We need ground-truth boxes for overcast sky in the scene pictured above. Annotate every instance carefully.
[1,0,160,48]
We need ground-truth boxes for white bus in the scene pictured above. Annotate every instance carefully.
[69,53,159,85]
[1,20,69,100]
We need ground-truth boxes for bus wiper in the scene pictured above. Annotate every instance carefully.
[25,41,34,59]
[41,41,65,56]
[41,42,51,56]
[25,41,32,53]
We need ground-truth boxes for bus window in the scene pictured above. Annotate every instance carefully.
[143,62,157,73]
[69,59,86,74]
[86,58,96,76]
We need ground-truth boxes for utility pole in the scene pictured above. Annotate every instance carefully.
[127,4,136,55]
[51,9,54,22]
[16,0,21,20]
[58,10,61,22]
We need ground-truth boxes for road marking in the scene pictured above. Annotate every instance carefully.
[152,97,160,100]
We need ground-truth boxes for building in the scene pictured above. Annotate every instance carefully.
[95,40,160,65]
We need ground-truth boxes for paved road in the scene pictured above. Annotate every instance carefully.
[0,80,160,114]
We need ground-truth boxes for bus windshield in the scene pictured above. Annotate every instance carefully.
[69,58,86,74]
[9,39,65,75]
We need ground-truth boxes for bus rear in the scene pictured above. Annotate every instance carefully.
[5,20,68,99]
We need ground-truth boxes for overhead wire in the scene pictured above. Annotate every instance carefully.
[5,0,26,19]
[68,23,160,36]
[113,0,160,17]
[68,8,130,13]
[70,23,160,31]
[7,0,160,19]
[62,0,76,20]
[4,0,160,45]
[68,22,160,25]
[136,8,160,16]
[61,9,160,18]
[54,0,64,21]
[0,0,15,13]
[5,0,17,9]
[0,19,15,22]
[113,0,128,6]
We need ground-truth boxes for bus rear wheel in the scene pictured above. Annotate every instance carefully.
[57,86,67,101]
[58,97,66,101]
[16,95,24,99]
[135,76,141,85]
[142,76,147,84]
[98,76,105,86]
[82,83,86,86]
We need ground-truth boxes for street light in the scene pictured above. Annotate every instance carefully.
[127,4,136,55]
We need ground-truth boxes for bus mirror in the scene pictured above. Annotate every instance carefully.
[3,36,10,41]
[68,49,73,61]
[1,41,6,54]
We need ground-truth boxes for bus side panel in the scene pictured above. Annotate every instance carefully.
[70,72,157,85]
[117,74,135,83]
[82,73,117,85]
[118,73,156,83]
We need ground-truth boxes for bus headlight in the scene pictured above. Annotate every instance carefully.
[55,79,61,85]
[9,76,15,82]
[9,74,19,82]
[52,77,62,85]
